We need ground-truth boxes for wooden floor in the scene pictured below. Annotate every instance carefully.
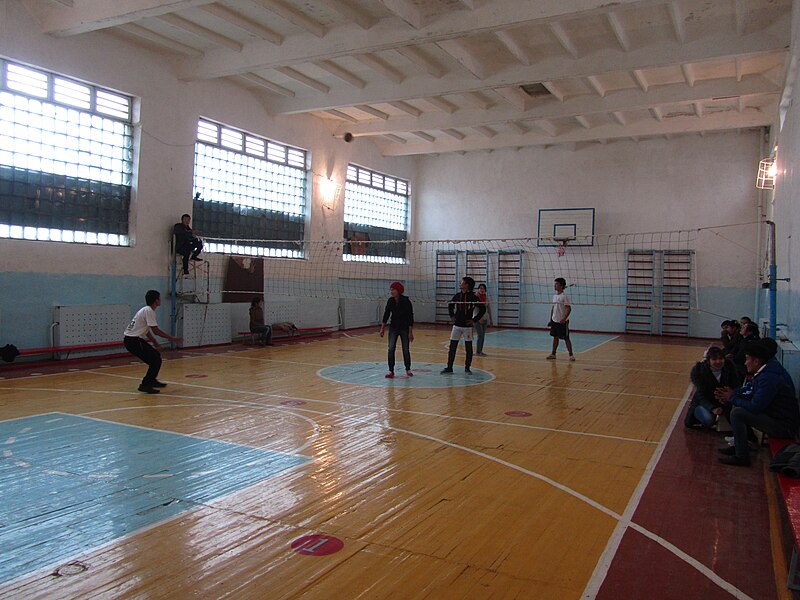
[0,328,781,599]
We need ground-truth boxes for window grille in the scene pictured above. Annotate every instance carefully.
[0,59,133,245]
[343,164,409,263]
[192,119,308,257]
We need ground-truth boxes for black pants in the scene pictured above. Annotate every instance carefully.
[177,238,203,272]
[124,336,162,385]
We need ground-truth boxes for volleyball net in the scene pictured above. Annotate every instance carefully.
[175,221,763,326]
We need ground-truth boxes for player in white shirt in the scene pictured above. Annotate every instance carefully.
[123,290,181,393]
[547,277,575,361]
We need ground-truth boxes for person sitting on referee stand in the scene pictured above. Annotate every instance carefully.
[173,213,203,275]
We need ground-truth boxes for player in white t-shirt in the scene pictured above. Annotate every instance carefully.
[547,277,575,361]
[123,290,181,393]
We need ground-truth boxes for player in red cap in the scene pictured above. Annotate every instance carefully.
[379,281,414,378]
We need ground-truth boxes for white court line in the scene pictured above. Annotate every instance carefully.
[2,380,749,597]
[580,385,753,600]
[91,371,658,445]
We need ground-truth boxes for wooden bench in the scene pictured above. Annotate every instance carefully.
[19,341,124,358]
[768,437,800,591]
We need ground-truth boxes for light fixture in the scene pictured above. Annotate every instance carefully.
[319,176,340,208]
[756,157,777,190]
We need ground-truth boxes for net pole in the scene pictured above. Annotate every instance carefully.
[767,220,777,338]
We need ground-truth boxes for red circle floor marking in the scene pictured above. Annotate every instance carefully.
[186,374,208,378]
[505,411,532,417]
[291,534,344,556]
[280,400,306,406]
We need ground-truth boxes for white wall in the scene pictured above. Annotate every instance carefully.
[415,133,764,336]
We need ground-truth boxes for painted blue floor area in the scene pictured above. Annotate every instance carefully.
[318,362,494,387]
[0,412,310,583]
[481,329,617,353]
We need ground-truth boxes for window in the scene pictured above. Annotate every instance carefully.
[0,59,133,245]
[343,164,409,263]
[192,119,308,257]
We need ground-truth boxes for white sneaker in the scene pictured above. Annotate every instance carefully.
[546,354,556,360]
[569,355,576,362]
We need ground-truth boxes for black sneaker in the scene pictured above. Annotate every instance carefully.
[138,385,160,394]
[440,367,453,374]
[151,380,167,388]
[718,446,737,456]
[464,368,472,374]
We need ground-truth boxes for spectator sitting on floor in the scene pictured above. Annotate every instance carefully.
[732,322,761,378]
[686,345,741,430]
[715,339,799,467]
[722,320,743,359]
[740,316,758,337]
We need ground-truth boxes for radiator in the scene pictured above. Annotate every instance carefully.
[339,297,381,330]
[180,304,232,347]
[53,304,130,359]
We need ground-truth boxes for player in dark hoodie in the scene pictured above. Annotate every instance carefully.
[441,276,485,375]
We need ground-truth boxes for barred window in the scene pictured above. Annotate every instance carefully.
[192,119,308,257]
[0,59,133,245]
[343,164,409,263]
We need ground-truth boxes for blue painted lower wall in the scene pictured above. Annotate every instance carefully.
[0,273,172,349]
[0,272,764,349]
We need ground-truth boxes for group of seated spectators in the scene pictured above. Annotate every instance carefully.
[686,317,800,467]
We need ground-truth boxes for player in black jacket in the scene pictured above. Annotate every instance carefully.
[380,281,414,378]
[441,276,486,374]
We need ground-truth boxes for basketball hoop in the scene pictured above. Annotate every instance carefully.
[554,238,569,257]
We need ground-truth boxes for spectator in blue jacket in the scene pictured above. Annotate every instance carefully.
[715,339,799,466]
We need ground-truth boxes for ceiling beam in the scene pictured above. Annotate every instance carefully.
[585,75,606,97]
[606,12,631,52]
[379,109,772,155]
[436,39,488,79]
[548,22,579,59]
[325,108,359,123]
[315,60,366,88]
[667,1,686,43]
[681,63,696,87]
[354,54,405,84]
[423,96,458,113]
[251,0,326,37]
[199,4,282,45]
[317,0,376,30]
[275,66,330,93]
[240,73,295,97]
[332,75,778,136]
[116,23,203,56]
[177,0,664,79]
[259,22,787,113]
[394,46,447,78]
[389,100,422,116]
[411,130,436,142]
[40,0,216,36]
[495,29,533,66]
[356,104,390,119]
[493,86,530,110]
[380,0,426,29]
[157,13,243,52]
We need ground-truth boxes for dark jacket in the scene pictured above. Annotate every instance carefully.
[730,359,799,428]
[173,222,197,252]
[382,295,414,330]
[448,291,485,327]
[689,359,741,413]
[249,305,264,331]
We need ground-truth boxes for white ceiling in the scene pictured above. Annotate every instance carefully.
[22,0,791,156]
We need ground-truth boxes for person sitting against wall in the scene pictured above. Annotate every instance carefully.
[721,320,743,358]
[249,297,273,346]
[715,339,799,467]
[685,345,742,430]
[732,322,761,378]
[173,213,203,275]
[739,316,758,338]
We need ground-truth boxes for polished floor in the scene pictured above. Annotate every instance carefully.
[0,328,787,599]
